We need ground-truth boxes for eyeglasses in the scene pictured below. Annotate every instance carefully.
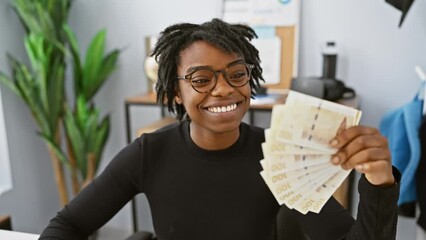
[177,59,255,93]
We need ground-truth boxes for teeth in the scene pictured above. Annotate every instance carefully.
[208,103,237,113]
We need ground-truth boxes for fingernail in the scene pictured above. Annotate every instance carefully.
[331,156,339,164]
[355,164,363,171]
[330,139,338,147]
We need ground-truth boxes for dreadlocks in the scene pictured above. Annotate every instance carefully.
[151,18,264,120]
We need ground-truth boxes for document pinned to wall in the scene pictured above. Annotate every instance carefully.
[251,26,281,85]
[222,0,300,26]
[250,0,300,26]
[0,89,12,197]
[222,0,250,24]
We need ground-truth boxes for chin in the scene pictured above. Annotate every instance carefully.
[211,119,243,133]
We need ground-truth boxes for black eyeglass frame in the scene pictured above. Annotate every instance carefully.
[177,59,255,93]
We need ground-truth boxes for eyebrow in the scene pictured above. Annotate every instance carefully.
[186,58,244,73]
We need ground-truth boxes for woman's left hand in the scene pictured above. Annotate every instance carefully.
[329,125,395,186]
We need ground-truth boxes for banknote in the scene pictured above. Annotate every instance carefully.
[260,161,333,191]
[260,154,332,173]
[263,129,325,156]
[273,104,360,153]
[285,91,362,123]
[260,90,361,214]
[295,169,351,213]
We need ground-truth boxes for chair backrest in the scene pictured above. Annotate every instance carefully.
[0,215,12,230]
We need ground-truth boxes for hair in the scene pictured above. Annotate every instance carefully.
[151,18,264,120]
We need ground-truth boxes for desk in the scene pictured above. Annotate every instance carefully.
[0,230,39,240]
[124,92,359,231]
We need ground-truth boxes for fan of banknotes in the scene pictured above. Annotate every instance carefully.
[260,90,362,214]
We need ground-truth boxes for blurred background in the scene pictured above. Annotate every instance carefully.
[0,0,425,239]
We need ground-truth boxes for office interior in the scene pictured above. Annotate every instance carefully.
[0,0,425,239]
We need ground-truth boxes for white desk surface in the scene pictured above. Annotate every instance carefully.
[0,229,39,239]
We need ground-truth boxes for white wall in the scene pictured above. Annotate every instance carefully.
[0,0,425,239]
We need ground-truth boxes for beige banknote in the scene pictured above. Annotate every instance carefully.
[260,154,332,173]
[295,169,351,213]
[261,160,332,187]
[273,104,360,153]
[263,129,325,156]
[266,166,341,211]
[274,91,362,152]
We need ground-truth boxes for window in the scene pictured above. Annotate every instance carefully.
[0,89,12,197]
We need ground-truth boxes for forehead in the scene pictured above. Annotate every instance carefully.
[178,41,240,71]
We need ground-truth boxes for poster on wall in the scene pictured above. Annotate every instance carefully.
[222,0,301,26]
[0,89,12,197]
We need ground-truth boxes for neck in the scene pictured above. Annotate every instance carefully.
[189,122,240,150]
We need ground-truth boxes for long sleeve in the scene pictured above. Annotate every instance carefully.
[345,167,400,240]
[293,167,400,240]
[39,139,145,239]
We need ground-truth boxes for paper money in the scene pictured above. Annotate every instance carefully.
[260,90,361,214]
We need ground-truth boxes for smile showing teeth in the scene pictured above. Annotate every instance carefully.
[207,103,237,113]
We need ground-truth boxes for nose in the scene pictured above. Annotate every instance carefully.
[210,71,234,97]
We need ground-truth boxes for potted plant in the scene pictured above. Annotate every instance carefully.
[0,0,120,206]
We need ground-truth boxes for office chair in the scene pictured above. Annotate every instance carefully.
[125,231,155,240]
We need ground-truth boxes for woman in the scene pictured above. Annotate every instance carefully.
[39,18,399,240]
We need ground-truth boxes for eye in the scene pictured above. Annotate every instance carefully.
[230,72,247,79]
[191,78,211,84]
[228,64,249,81]
[191,75,212,86]
[190,69,214,85]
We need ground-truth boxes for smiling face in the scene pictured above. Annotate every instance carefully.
[175,41,251,148]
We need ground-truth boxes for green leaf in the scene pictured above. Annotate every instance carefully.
[63,106,86,174]
[63,24,83,96]
[7,54,54,136]
[0,72,22,97]
[24,34,48,112]
[93,116,110,168]
[87,49,120,99]
[75,95,89,130]
[12,0,40,34]
[46,57,65,131]
[83,30,106,99]
[84,109,99,152]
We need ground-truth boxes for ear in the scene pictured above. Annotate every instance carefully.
[174,89,183,104]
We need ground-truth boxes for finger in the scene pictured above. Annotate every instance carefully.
[330,126,378,149]
[340,147,391,170]
[354,160,395,186]
[354,160,389,173]
[331,134,389,166]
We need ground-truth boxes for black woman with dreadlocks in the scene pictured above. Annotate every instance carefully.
[40,19,399,240]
